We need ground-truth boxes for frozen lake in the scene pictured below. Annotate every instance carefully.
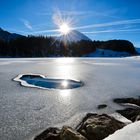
[0,57,140,140]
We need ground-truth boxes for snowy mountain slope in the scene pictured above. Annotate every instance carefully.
[57,30,91,42]
[83,49,131,57]
[0,28,23,41]
[104,121,140,140]
[135,47,140,54]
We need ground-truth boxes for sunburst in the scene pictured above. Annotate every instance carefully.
[59,23,71,35]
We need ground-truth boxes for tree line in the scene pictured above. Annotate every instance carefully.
[0,36,136,57]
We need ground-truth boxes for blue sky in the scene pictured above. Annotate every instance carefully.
[0,0,140,47]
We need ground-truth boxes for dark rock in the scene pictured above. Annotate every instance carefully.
[97,104,107,109]
[114,97,140,122]
[77,113,125,140]
[60,126,87,140]
[113,97,140,107]
[34,127,60,140]
[116,108,140,122]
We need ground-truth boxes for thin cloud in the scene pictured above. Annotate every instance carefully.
[75,19,140,30]
[18,18,140,36]
[83,28,140,34]
[32,29,59,34]
[20,19,33,30]
[21,20,140,35]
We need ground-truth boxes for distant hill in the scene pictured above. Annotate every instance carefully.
[0,28,23,41]
[95,40,136,54]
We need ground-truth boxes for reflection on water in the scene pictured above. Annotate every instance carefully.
[59,89,71,97]
[55,58,75,64]
[54,58,77,79]
[58,89,72,105]
[61,80,68,88]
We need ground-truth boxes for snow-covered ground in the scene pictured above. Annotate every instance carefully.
[0,57,140,140]
[83,49,130,57]
[104,121,140,140]
[135,47,140,54]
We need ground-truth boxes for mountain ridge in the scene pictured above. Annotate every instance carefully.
[0,27,23,41]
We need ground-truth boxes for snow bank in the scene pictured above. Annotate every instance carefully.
[104,121,140,140]
[110,112,132,124]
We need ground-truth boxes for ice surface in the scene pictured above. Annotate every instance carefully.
[0,57,140,140]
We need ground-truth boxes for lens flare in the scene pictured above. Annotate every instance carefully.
[59,23,71,35]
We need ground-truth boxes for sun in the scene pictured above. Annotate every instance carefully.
[59,23,71,35]
[61,80,68,87]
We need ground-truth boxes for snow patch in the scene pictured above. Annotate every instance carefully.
[83,49,130,57]
[104,121,140,140]
[110,113,132,124]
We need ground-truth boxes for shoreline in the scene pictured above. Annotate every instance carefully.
[33,96,140,140]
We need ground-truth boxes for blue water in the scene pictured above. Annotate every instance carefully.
[20,74,83,89]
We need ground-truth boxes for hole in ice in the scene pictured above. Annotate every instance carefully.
[14,74,83,90]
